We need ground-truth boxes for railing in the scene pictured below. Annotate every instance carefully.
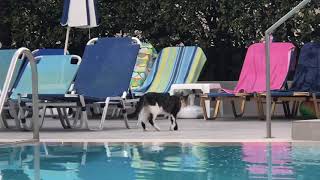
[0,48,39,140]
[265,0,312,138]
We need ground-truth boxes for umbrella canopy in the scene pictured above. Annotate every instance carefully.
[61,0,99,54]
[61,0,99,28]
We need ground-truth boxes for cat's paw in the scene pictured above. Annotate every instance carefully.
[170,126,175,131]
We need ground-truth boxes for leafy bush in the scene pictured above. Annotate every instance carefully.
[0,0,319,80]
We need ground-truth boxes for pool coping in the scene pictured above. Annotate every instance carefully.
[1,138,320,143]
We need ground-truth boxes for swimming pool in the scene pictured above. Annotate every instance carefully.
[0,142,319,180]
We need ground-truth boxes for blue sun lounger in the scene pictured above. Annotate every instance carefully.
[0,48,79,129]
[28,37,140,130]
[9,54,82,129]
[257,42,320,118]
[0,49,29,128]
[0,50,24,92]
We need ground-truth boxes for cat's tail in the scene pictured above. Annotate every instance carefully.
[127,96,144,119]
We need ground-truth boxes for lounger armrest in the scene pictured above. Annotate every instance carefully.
[64,94,79,97]
[293,92,310,96]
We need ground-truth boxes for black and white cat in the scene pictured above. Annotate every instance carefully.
[132,92,182,131]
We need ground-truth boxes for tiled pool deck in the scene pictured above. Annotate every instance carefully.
[0,118,294,142]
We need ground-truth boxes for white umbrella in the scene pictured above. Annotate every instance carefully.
[61,0,99,54]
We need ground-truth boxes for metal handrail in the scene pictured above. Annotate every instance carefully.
[265,0,312,138]
[0,47,39,140]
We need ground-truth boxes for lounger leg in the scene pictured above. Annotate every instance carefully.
[213,100,221,119]
[117,108,121,117]
[120,99,130,129]
[8,101,21,129]
[231,98,245,118]
[271,101,276,117]
[49,108,55,118]
[93,104,102,114]
[62,108,72,128]
[17,95,30,130]
[71,107,82,128]
[200,96,210,120]
[99,97,111,130]
[312,93,320,119]
[256,96,265,120]
[282,101,291,118]
[293,101,301,117]
[292,101,297,118]
[111,108,117,117]
[79,95,89,129]
[39,106,47,128]
[56,108,69,129]
[0,114,7,129]
[86,106,93,118]
[240,99,246,116]
[0,115,3,129]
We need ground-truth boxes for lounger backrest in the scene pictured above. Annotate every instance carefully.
[74,37,140,99]
[291,42,320,92]
[229,42,295,93]
[135,46,207,93]
[0,49,24,93]
[11,55,80,98]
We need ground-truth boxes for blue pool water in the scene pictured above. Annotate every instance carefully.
[0,142,320,180]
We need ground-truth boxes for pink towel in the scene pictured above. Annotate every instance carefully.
[224,43,295,93]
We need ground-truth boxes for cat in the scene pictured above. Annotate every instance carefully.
[132,92,182,131]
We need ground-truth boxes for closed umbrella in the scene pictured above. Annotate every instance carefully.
[61,0,99,54]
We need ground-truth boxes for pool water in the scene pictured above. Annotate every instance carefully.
[0,142,320,180]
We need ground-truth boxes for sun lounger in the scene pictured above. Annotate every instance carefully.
[134,46,207,94]
[257,42,320,118]
[8,54,82,129]
[0,49,31,128]
[24,37,140,130]
[0,50,25,95]
[201,42,296,120]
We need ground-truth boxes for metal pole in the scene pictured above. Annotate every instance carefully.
[264,0,312,138]
[28,54,39,140]
[64,27,71,55]
[0,48,39,140]
[265,33,272,138]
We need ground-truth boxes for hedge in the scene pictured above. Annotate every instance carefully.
[1,0,319,80]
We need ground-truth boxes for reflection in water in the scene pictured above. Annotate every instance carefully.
[242,142,294,179]
[1,143,320,180]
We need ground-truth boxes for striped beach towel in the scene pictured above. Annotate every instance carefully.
[134,46,207,93]
[130,43,157,90]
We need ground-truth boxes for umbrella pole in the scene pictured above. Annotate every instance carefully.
[64,27,71,55]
